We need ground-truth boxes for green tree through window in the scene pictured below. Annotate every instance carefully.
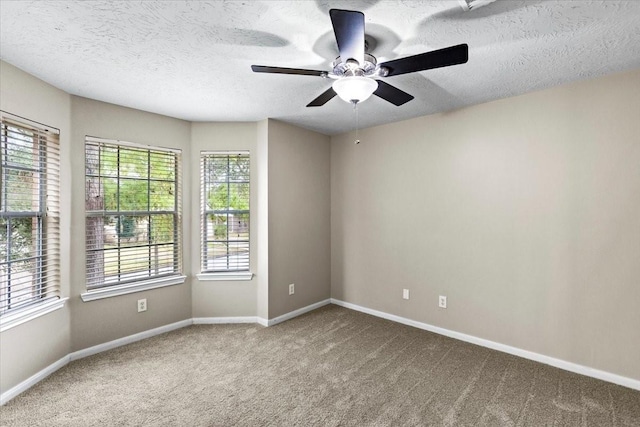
[201,152,250,272]
[85,138,181,289]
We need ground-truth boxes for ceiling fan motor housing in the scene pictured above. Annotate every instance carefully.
[330,53,387,78]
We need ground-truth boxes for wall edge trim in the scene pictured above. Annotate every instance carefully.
[193,316,258,324]
[69,319,193,361]
[0,356,69,405]
[330,298,640,391]
[1,300,333,405]
[267,299,331,326]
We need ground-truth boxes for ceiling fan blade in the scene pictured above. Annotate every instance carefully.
[380,44,468,77]
[374,81,414,106]
[307,87,337,107]
[329,9,365,66]
[251,65,326,77]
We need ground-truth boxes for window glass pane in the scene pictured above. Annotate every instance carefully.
[150,181,174,211]
[5,169,39,211]
[151,243,175,272]
[229,157,250,182]
[229,212,249,238]
[103,177,118,211]
[0,217,7,259]
[119,178,148,211]
[119,148,148,178]
[210,216,228,242]
[150,214,174,244]
[3,259,37,307]
[228,183,249,210]
[150,152,174,180]
[212,158,229,182]
[99,146,118,177]
[116,216,148,245]
[5,126,36,168]
[10,217,37,260]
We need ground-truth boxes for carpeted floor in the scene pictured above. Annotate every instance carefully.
[1,305,639,426]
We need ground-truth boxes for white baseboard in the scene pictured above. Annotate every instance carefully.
[1,355,69,405]
[2,319,193,405]
[193,316,258,324]
[69,319,193,361]
[267,299,331,326]
[330,298,640,391]
[1,300,335,405]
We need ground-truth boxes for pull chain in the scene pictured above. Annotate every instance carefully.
[353,101,360,144]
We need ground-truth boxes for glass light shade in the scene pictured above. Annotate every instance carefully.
[332,76,378,104]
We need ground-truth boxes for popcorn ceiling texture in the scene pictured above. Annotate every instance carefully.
[1,0,639,135]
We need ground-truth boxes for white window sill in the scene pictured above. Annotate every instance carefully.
[80,275,187,302]
[197,272,254,281]
[0,297,69,333]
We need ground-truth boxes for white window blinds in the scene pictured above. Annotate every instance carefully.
[1,111,60,315]
[201,152,250,273]
[85,137,182,289]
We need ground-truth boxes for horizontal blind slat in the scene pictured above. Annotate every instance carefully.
[85,138,181,290]
[200,152,250,273]
[1,112,60,315]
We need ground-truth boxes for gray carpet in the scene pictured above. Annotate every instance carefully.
[1,305,639,426]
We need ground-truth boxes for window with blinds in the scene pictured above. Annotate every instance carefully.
[85,137,182,289]
[1,112,60,315]
[201,152,250,273]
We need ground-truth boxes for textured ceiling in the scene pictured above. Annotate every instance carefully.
[1,0,639,135]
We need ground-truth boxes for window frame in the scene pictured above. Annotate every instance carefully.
[82,137,185,300]
[0,111,64,330]
[198,151,252,281]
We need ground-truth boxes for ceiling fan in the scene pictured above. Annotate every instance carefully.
[251,9,468,107]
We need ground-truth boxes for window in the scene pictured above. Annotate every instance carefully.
[1,112,60,315]
[200,152,250,273]
[85,137,182,290]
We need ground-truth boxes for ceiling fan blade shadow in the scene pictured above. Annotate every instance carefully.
[380,44,468,77]
[330,9,365,65]
[307,87,337,107]
[251,65,326,77]
[429,0,547,21]
[374,81,414,106]
[217,28,289,47]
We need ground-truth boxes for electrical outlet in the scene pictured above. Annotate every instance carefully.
[402,289,409,300]
[137,298,147,313]
[438,295,447,309]
[289,283,295,295]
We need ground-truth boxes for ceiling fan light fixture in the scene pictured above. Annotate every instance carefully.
[332,76,378,104]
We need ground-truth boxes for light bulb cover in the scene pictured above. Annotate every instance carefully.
[332,76,378,104]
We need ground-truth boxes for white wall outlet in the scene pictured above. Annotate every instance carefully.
[402,289,410,300]
[289,283,295,295]
[439,295,447,309]
[137,298,147,313]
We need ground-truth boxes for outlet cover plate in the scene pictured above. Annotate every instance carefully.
[289,284,295,295]
[137,298,147,312]
[438,295,447,309]
[402,289,409,300]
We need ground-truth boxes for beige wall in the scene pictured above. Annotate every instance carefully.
[4,55,637,395]
[190,122,259,318]
[1,63,333,395]
[256,120,270,320]
[0,61,72,393]
[331,69,640,380]
[268,120,331,319]
[69,96,192,351]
